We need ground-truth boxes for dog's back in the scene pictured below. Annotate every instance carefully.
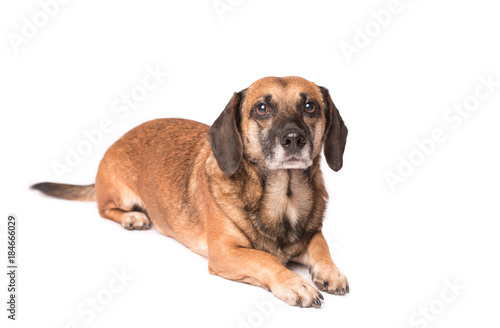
[96,118,211,253]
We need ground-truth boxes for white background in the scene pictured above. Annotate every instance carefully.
[1,0,499,327]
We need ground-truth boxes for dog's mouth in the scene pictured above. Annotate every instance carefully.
[263,139,314,170]
[267,156,313,170]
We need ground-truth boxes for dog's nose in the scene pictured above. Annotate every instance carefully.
[280,129,307,151]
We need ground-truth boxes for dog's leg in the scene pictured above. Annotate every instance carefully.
[99,208,151,230]
[208,247,323,307]
[94,162,151,230]
[294,231,349,295]
[207,207,323,308]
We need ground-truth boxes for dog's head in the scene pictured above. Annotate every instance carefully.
[207,76,347,176]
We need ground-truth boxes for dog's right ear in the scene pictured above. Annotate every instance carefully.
[207,91,244,177]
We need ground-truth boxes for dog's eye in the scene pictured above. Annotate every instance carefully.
[256,104,269,115]
[305,102,316,113]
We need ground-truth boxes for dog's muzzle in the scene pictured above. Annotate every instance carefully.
[266,123,312,170]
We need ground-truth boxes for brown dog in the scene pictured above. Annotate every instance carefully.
[32,76,348,308]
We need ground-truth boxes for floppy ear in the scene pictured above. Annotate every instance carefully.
[207,91,244,176]
[320,86,348,172]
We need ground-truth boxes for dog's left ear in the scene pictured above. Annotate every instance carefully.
[207,91,244,176]
[320,86,348,172]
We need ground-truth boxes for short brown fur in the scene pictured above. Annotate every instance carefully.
[32,76,349,307]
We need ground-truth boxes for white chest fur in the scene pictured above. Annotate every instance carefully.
[261,170,314,227]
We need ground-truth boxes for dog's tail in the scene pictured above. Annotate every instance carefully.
[31,182,96,202]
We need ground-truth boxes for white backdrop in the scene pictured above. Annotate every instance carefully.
[1,0,499,327]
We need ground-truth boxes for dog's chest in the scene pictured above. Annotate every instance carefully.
[261,170,313,227]
[248,169,315,257]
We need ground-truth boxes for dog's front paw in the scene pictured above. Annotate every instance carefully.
[271,275,323,308]
[311,264,349,295]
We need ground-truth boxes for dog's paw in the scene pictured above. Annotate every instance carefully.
[271,275,323,308]
[121,212,151,230]
[311,264,349,295]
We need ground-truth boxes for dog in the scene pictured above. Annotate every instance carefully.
[32,76,349,308]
